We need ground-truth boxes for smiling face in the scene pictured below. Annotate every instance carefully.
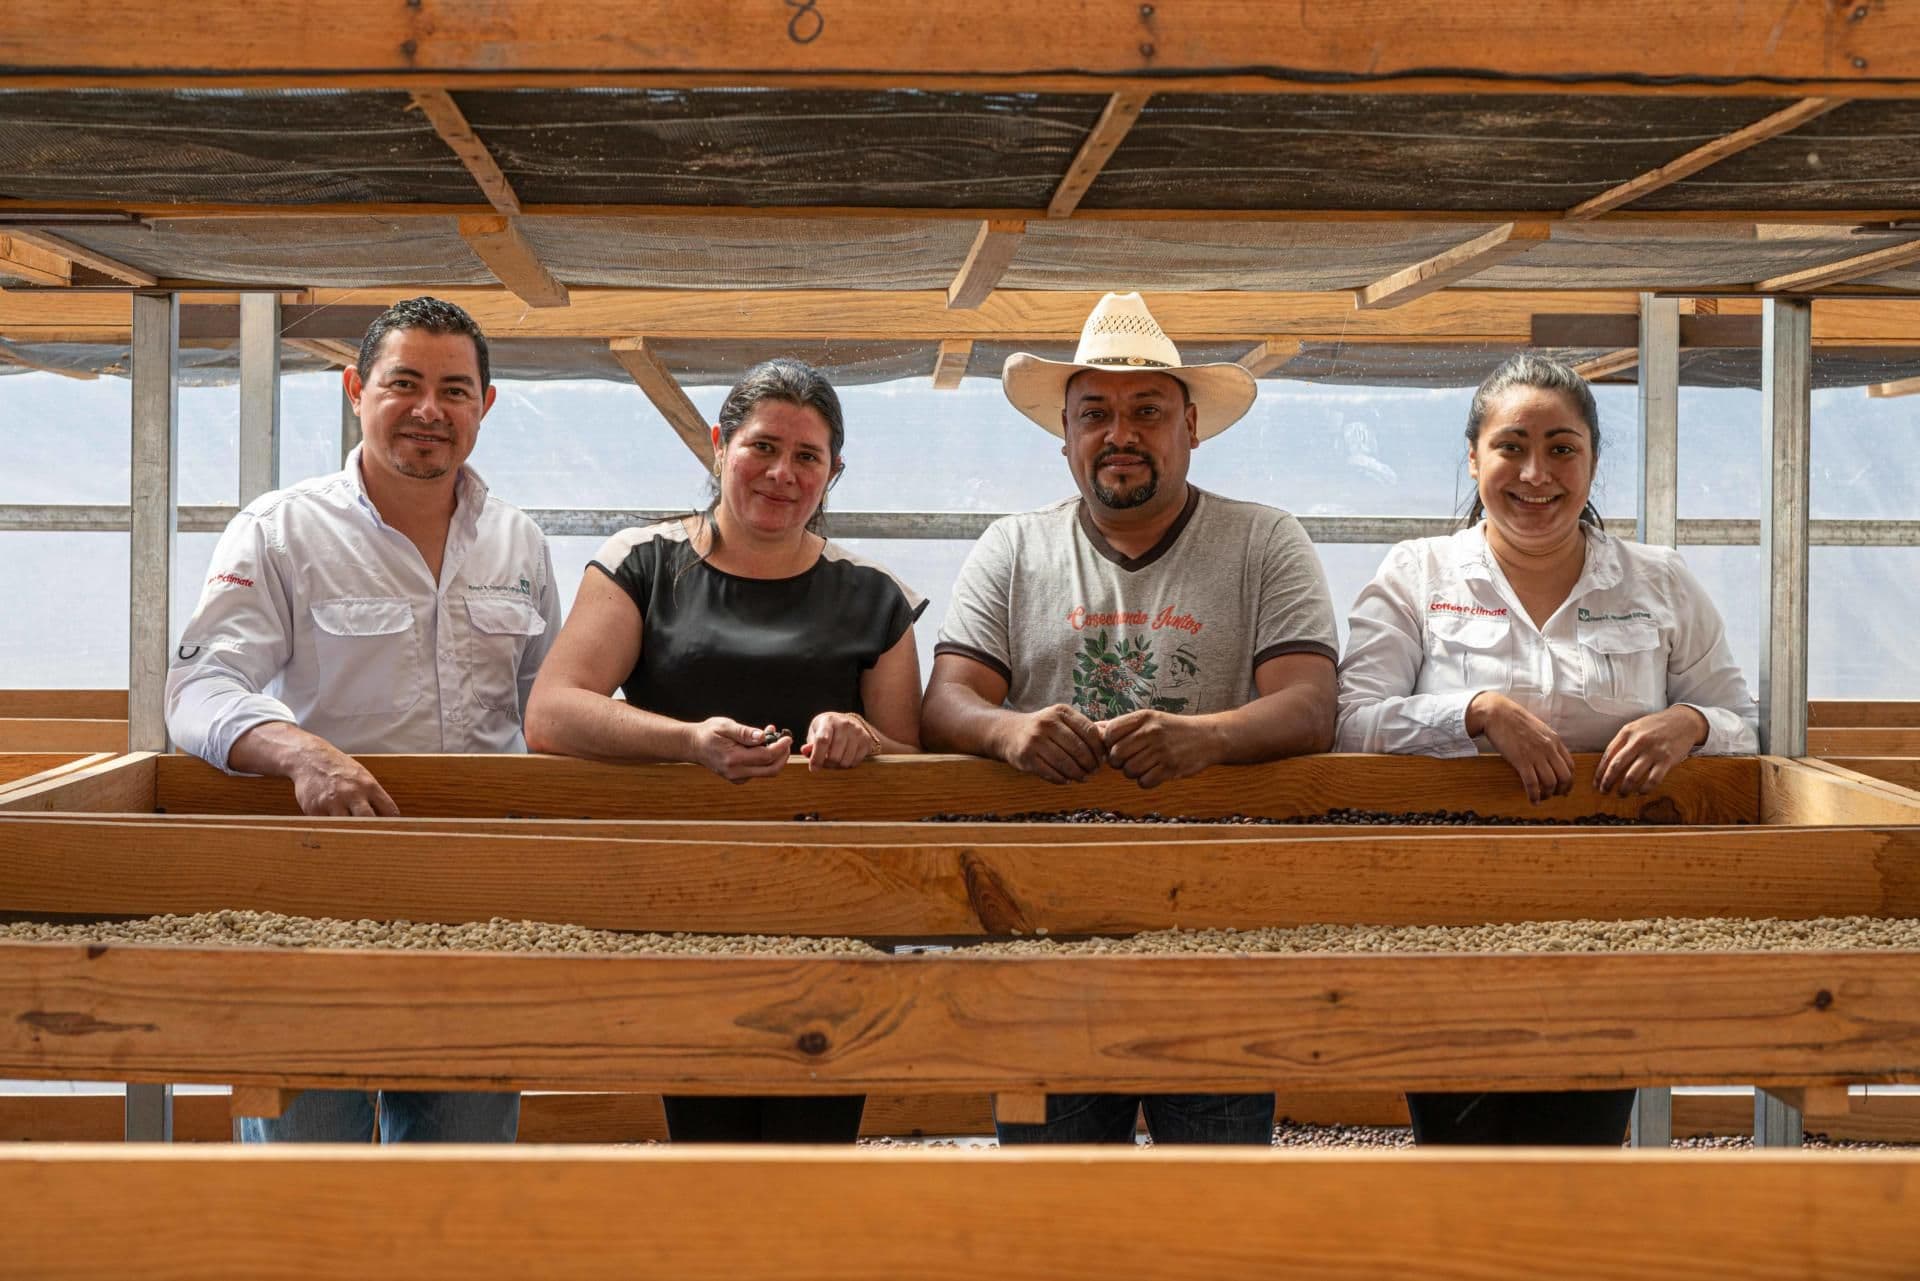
[1468,384,1596,553]
[348,327,494,487]
[1062,369,1198,519]
[713,399,839,541]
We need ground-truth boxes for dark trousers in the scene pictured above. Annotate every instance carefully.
[662,1095,866,1143]
[995,1092,1275,1145]
[1406,1089,1636,1145]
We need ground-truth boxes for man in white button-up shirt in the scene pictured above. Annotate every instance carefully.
[166,296,557,1144]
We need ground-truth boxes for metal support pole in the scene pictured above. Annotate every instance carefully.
[1636,292,1680,549]
[1629,1087,1672,1149]
[1754,296,1814,1149]
[340,374,362,466]
[127,291,180,1142]
[237,292,282,503]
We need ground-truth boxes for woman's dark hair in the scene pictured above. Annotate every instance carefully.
[1459,352,1604,530]
[682,358,845,574]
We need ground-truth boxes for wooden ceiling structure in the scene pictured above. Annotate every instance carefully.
[2,2,1920,394]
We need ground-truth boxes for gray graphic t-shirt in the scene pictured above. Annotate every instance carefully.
[936,488,1338,716]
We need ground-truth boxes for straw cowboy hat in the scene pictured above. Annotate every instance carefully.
[1002,292,1257,441]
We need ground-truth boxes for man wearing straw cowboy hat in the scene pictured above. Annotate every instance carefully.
[922,291,1337,1145]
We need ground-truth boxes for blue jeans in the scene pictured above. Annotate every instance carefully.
[995,1093,1274,1145]
[237,1089,520,1144]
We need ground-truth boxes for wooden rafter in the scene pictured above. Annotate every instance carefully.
[1354,223,1552,309]
[1868,375,1920,399]
[1757,239,1920,292]
[1572,349,1639,380]
[286,338,360,368]
[409,90,522,214]
[1,3,1916,97]
[608,338,711,465]
[931,338,972,389]
[1235,339,1302,378]
[0,345,96,380]
[1046,91,1150,219]
[0,235,70,287]
[0,229,155,286]
[457,215,568,308]
[945,220,1025,310]
[1565,98,1849,220]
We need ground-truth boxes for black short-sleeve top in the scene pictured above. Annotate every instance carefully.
[589,520,927,731]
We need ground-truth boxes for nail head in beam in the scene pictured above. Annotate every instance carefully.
[410,89,522,214]
[1354,222,1552,310]
[1757,238,1920,293]
[1566,97,1850,222]
[932,338,972,389]
[1046,90,1151,220]
[1869,375,1920,399]
[0,234,73,286]
[1572,348,1639,380]
[1236,338,1303,378]
[609,337,712,465]
[2,228,156,287]
[946,220,1026,310]
[457,215,569,308]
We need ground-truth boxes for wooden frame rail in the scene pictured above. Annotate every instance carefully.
[1809,701,1920,728]
[8,1147,1920,1280]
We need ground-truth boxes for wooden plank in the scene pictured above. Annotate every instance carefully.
[1809,701,1920,728]
[149,752,1761,823]
[0,689,127,719]
[0,752,94,790]
[607,337,712,465]
[1046,90,1150,219]
[409,89,521,214]
[0,1091,232,1142]
[1794,759,1920,809]
[0,718,125,753]
[228,1086,294,1120]
[0,233,70,285]
[4,944,1920,1096]
[1565,97,1850,220]
[994,1094,1048,1125]
[1758,239,1920,293]
[1572,348,1639,380]
[1869,376,1920,399]
[0,345,96,381]
[0,751,155,813]
[945,220,1025,310]
[930,338,971,389]
[4,2,1920,97]
[1760,757,1920,826]
[286,338,360,368]
[1832,759,1920,792]
[0,228,155,286]
[1809,728,1920,758]
[3,819,1917,937]
[1353,222,1552,309]
[455,214,568,308]
[1235,339,1302,378]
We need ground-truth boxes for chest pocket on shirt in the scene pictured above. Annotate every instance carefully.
[464,596,546,711]
[309,597,422,717]
[1423,611,1512,695]
[1577,619,1665,714]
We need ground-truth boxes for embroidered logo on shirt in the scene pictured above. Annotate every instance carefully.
[207,572,254,589]
[1577,607,1654,623]
[1429,601,1507,617]
[467,577,533,597]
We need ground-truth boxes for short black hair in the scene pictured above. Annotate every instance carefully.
[355,296,491,391]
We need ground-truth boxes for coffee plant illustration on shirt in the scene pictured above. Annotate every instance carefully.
[1070,631,1200,718]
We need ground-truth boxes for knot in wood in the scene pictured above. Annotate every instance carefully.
[1813,989,1834,1011]
[796,1031,830,1056]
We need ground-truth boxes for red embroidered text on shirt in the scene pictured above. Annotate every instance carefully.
[207,572,255,589]
[1428,601,1507,617]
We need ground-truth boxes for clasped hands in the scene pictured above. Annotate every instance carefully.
[1467,691,1709,803]
[690,712,883,782]
[1001,703,1218,790]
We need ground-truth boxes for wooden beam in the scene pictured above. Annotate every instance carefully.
[0,718,125,753]
[3,3,1919,97]
[1235,339,1302,378]
[0,229,155,286]
[607,338,712,466]
[0,689,126,719]
[0,234,70,286]
[1572,348,1639,380]
[1808,728,1920,758]
[1759,238,1920,292]
[931,338,971,389]
[4,819,1908,937]
[1810,700,1920,728]
[1831,759,1920,792]
[0,345,96,381]
[1868,375,1920,398]
[146,752,1762,823]
[1566,97,1850,220]
[0,750,155,813]
[455,215,568,308]
[227,1086,294,1120]
[1355,223,1552,309]
[1761,757,1920,826]
[945,219,1025,310]
[409,89,521,214]
[0,751,104,790]
[285,338,360,368]
[1046,90,1150,219]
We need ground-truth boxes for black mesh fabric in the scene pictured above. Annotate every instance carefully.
[1634,100,1920,210]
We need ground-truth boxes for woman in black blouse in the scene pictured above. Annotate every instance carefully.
[526,358,923,1143]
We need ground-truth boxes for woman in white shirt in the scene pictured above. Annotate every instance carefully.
[1336,352,1758,1145]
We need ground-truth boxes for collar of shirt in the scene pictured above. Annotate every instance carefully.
[1452,521,1626,598]
[342,444,491,539]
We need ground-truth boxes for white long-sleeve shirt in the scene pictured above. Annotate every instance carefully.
[166,448,560,771]
[1335,524,1759,757]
